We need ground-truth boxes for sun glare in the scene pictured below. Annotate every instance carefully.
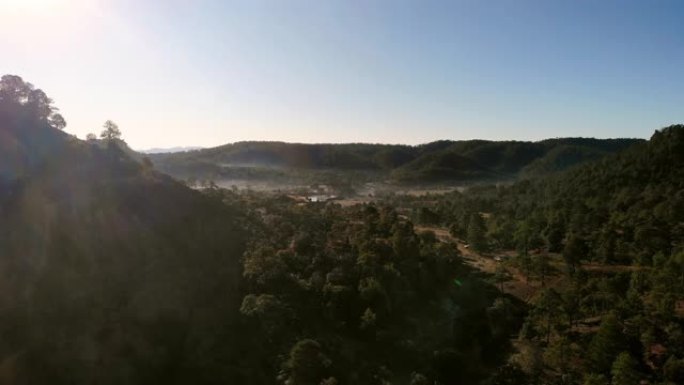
[1,0,63,11]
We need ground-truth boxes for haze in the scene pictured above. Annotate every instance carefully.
[2,0,683,149]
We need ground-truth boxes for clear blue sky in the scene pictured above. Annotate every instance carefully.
[2,0,682,149]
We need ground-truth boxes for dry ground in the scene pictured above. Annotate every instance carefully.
[415,225,645,303]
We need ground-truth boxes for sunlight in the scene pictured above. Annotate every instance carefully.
[0,0,64,12]
[0,0,98,49]
[2,0,60,7]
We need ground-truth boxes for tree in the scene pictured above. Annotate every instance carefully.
[278,339,331,385]
[417,207,439,225]
[517,253,533,282]
[0,74,56,121]
[100,120,121,140]
[49,113,66,130]
[360,307,377,330]
[27,88,53,120]
[240,294,292,336]
[242,246,288,287]
[545,222,565,253]
[588,313,626,373]
[494,264,509,293]
[610,352,640,385]
[467,213,487,252]
[667,251,684,291]
[563,233,586,273]
[534,288,564,344]
[514,220,542,256]
[484,363,529,385]
[410,372,430,385]
[86,133,97,141]
[0,74,31,104]
[533,251,552,287]
[582,373,608,385]
[544,335,575,376]
[663,356,684,383]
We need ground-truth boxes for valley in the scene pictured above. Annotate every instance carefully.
[1,74,682,384]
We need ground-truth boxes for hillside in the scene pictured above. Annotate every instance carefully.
[0,75,529,385]
[388,125,684,384]
[407,125,683,264]
[0,76,249,384]
[3,73,681,385]
[150,137,643,185]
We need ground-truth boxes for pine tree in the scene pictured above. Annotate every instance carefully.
[663,356,684,383]
[582,373,608,385]
[279,339,331,385]
[467,213,487,252]
[610,352,640,385]
[533,251,551,287]
[563,233,586,273]
[588,313,626,374]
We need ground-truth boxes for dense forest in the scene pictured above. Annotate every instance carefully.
[387,125,684,384]
[150,136,642,185]
[227,189,526,384]
[2,75,683,384]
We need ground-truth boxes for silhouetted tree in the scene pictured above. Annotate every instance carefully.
[26,88,53,120]
[0,74,32,104]
[100,120,121,140]
[49,113,66,130]
[0,74,57,122]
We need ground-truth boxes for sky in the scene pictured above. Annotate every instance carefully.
[1,0,683,149]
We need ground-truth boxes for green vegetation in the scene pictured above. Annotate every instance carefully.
[388,124,684,384]
[2,75,683,384]
[151,136,642,186]
[226,190,525,384]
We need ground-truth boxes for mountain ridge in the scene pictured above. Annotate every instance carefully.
[150,137,645,184]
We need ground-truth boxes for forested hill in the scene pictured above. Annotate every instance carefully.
[0,75,249,384]
[504,125,683,263]
[150,137,643,183]
[431,125,684,265]
[389,125,684,384]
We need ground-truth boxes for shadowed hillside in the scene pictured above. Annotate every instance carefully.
[0,75,249,384]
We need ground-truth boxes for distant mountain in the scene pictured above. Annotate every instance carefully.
[149,138,644,184]
[393,137,643,182]
[139,146,204,154]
